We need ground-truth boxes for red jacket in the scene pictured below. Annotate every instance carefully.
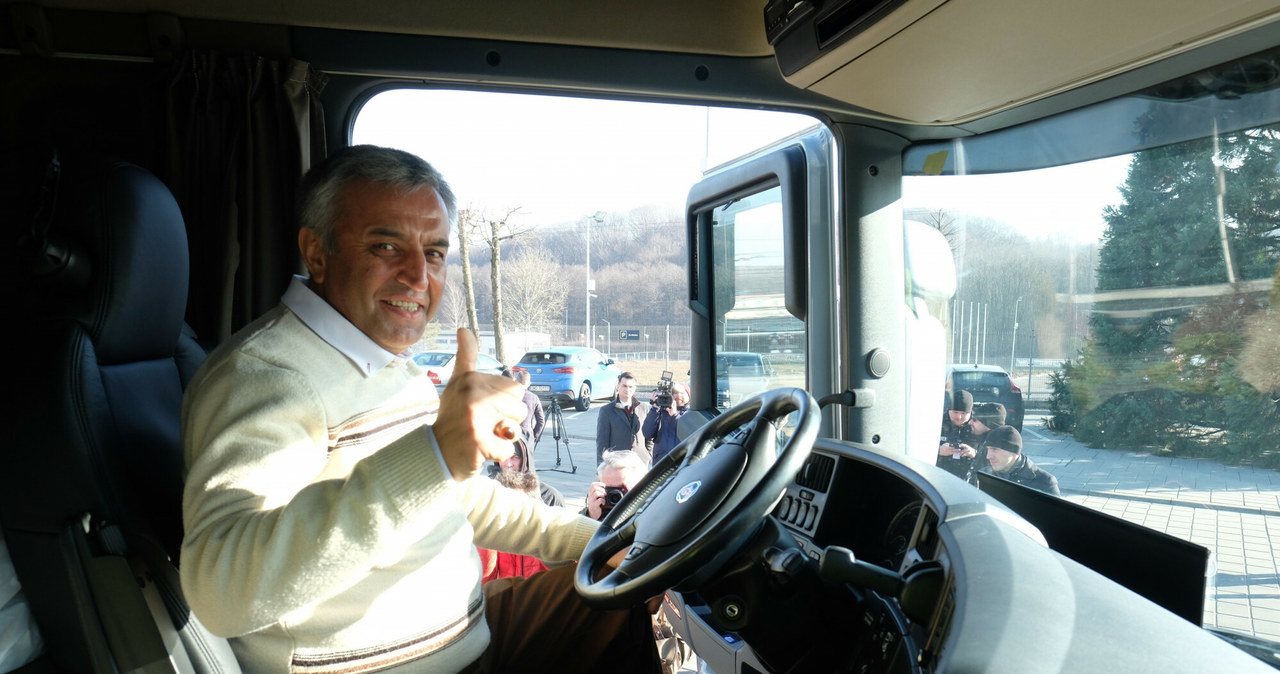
[477,547,548,583]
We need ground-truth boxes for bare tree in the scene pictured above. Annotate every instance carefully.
[438,270,469,331]
[915,207,962,257]
[503,244,569,337]
[480,206,534,364]
[454,208,484,341]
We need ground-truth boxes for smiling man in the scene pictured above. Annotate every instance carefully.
[180,145,660,673]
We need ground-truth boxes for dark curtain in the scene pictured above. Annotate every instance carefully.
[163,52,328,346]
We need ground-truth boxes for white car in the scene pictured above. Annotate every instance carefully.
[715,351,775,407]
[412,350,506,392]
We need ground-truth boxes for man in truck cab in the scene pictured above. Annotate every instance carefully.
[180,145,660,673]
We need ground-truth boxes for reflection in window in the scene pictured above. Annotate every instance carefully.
[711,186,806,410]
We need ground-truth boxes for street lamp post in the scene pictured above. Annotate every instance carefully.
[587,211,603,346]
[1010,296,1022,372]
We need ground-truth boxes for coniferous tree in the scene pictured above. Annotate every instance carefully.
[1091,123,1280,356]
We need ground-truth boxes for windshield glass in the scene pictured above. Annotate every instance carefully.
[353,89,814,389]
[904,49,1280,644]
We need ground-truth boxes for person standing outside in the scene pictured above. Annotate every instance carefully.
[644,382,690,466]
[948,402,1004,485]
[980,426,1061,496]
[180,145,659,673]
[513,369,545,446]
[596,372,651,464]
[936,389,976,480]
[583,450,649,521]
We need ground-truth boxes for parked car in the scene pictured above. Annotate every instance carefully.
[412,350,505,393]
[715,351,776,408]
[947,364,1025,430]
[513,347,619,410]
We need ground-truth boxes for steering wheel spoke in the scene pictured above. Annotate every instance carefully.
[576,387,819,609]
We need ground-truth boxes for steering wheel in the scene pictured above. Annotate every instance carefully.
[575,387,819,609]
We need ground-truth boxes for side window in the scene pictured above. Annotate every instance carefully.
[711,195,805,408]
[687,141,819,412]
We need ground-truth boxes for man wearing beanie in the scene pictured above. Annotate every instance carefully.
[981,426,1060,496]
[947,402,1005,484]
[937,390,978,481]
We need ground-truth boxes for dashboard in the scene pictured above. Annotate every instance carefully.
[659,437,1270,673]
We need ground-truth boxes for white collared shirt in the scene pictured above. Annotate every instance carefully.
[280,275,453,477]
[281,275,410,377]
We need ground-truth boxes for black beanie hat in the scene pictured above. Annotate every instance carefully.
[950,390,973,414]
[985,426,1022,454]
[972,402,1006,428]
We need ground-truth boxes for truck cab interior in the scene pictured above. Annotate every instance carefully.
[3,1,1280,672]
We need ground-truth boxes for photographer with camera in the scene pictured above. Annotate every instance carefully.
[596,372,651,464]
[584,450,696,673]
[643,374,690,466]
[937,390,1002,484]
[583,450,649,521]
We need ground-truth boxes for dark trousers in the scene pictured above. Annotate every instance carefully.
[465,564,662,673]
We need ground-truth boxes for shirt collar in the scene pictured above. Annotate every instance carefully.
[282,275,408,376]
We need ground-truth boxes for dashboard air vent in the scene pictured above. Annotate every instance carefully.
[794,453,836,492]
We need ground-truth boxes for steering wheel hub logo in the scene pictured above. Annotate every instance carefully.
[675,480,702,503]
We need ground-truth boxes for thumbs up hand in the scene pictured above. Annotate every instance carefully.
[434,328,525,480]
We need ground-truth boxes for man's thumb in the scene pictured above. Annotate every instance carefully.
[454,327,478,373]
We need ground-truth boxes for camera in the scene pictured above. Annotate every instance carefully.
[653,370,674,408]
[601,486,628,514]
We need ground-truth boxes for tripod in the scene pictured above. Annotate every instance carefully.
[536,395,577,474]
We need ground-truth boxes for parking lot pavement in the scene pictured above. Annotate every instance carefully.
[526,405,1280,644]
[529,406,601,510]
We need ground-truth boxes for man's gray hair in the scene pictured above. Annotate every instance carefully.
[298,144,458,252]
[597,450,648,478]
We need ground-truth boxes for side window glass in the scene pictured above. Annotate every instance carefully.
[709,186,806,409]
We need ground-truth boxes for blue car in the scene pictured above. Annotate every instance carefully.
[514,347,620,411]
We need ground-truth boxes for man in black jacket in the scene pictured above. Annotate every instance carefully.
[596,372,651,464]
[947,402,1005,485]
[937,390,976,480]
[980,426,1060,496]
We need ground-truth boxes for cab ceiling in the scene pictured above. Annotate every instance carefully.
[17,0,1280,127]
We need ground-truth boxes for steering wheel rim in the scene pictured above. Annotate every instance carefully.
[575,387,819,608]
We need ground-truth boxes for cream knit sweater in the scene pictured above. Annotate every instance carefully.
[180,303,596,673]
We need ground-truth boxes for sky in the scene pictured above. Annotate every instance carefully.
[352,89,818,227]
[353,88,1133,241]
[902,155,1133,243]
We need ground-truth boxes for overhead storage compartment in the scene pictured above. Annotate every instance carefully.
[764,0,1280,125]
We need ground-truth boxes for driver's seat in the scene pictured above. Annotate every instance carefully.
[2,150,239,672]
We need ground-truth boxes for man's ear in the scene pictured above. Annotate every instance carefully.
[299,227,327,284]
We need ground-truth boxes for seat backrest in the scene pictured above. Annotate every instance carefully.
[2,149,239,672]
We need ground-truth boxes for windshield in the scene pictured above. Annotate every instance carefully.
[520,353,569,365]
[904,48,1280,645]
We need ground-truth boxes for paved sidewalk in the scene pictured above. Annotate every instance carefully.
[1020,421,1280,642]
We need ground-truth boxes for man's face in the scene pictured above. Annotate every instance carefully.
[299,180,450,354]
[948,410,970,426]
[616,377,637,400]
[673,385,689,407]
[600,465,642,490]
[499,452,523,472]
[986,446,1019,472]
[970,418,990,435]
